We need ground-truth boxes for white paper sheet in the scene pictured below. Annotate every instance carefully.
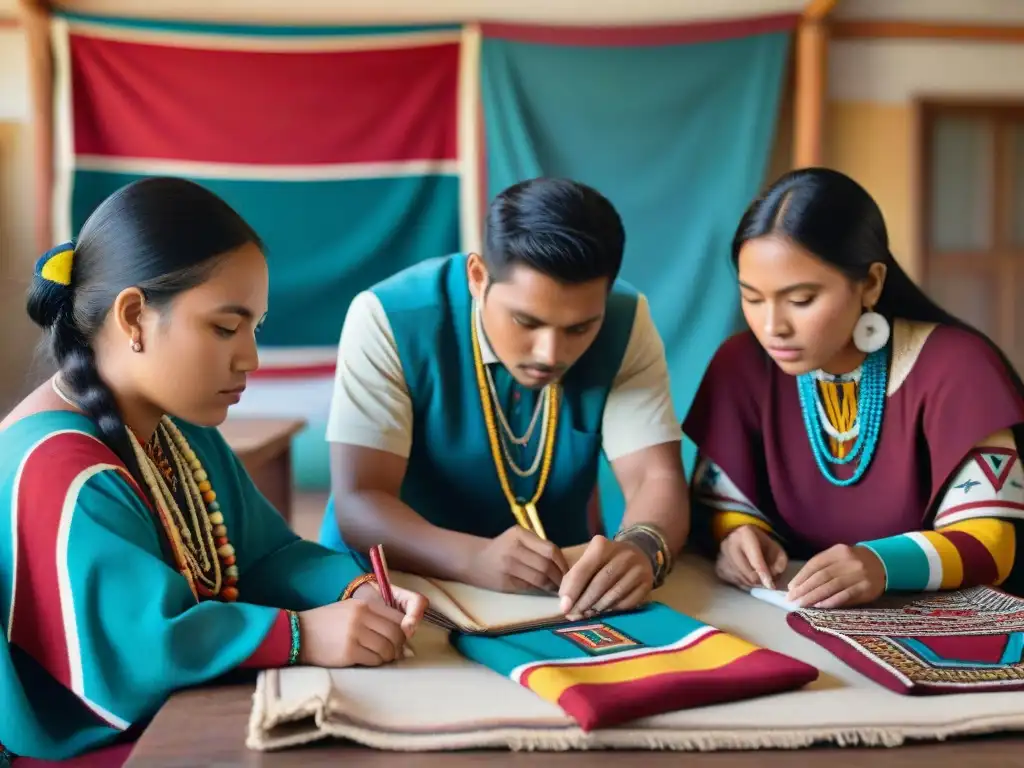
[748,587,801,612]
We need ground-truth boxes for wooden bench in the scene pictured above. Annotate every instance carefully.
[218,417,306,524]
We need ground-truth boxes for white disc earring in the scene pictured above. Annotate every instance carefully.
[852,310,890,354]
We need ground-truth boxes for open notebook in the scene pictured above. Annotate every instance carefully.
[389,571,574,635]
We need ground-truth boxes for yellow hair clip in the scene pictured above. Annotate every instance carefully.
[34,242,76,287]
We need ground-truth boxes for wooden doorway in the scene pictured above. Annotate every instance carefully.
[917,101,1024,373]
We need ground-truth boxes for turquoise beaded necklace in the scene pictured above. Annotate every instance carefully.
[796,346,888,486]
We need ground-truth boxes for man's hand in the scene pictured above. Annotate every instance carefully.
[716,525,788,590]
[786,544,886,609]
[558,535,654,621]
[469,526,569,593]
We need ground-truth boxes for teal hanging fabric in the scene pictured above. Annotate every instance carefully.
[481,27,792,531]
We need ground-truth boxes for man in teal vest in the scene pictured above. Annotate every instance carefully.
[319,178,689,619]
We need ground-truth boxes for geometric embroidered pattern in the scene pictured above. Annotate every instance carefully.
[934,445,1024,527]
[554,623,643,656]
[791,586,1024,689]
[973,448,1018,492]
[692,456,770,523]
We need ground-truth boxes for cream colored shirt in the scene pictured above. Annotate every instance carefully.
[325,290,682,462]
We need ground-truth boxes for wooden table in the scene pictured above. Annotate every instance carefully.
[219,417,306,524]
[124,684,1024,767]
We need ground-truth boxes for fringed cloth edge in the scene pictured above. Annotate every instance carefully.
[246,674,1024,753]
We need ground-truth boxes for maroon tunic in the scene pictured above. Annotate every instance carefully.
[683,325,1024,560]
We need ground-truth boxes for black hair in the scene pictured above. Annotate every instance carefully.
[483,178,625,287]
[733,166,1024,448]
[26,176,262,467]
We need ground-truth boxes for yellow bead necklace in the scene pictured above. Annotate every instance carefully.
[470,307,559,540]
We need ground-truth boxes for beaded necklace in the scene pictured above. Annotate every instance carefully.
[485,362,547,449]
[485,364,552,478]
[795,347,888,487]
[51,378,239,602]
[145,434,178,492]
[810,368,860,447]
[470,308,559,540]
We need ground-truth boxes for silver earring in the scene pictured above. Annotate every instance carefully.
[852,309,890,354]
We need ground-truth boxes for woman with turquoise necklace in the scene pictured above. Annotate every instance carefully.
[0,178,426,766]
[684,168,1024,609]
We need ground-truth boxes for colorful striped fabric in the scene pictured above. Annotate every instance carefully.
[860,519,1017,592]
[453,602,817,731]
[859,443,1023,592]
[51,13,479,487]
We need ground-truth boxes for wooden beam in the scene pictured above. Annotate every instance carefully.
[833,20,1024,43]
[18,0,55,252]
[792,17,829,167]
[804,0,839,22]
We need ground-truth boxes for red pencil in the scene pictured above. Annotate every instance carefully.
[369,544,396,608]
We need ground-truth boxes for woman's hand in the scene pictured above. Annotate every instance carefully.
[297,585,428,668]
[786,544,886,609]
[354,582,428,639]
[716,525,788,590]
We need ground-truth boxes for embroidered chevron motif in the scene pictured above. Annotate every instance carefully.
[973,448,1018,492]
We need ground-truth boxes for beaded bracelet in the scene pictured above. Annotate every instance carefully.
[287,610,301,666]
[615,523,673,588]
[339,573,377,602]
[617,530,663,585]
[632,523,673,571]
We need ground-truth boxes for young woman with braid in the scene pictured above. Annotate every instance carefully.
[0,178,426,766]
[684,168,1024,610]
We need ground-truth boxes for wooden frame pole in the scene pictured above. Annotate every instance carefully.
[18,0,55,253]
[792,0,838,168]
[833,20,1024,43]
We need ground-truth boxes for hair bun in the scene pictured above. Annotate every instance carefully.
[26,242,76,330]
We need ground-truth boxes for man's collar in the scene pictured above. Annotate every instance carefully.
[473,302,499,365]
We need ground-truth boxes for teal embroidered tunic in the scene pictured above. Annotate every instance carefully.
[0,410,366,761]
[320,253,637,555]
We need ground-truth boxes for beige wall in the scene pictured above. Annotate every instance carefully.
[824,101,915,276]
[836,0,1024,26]
[823,36,1024,285]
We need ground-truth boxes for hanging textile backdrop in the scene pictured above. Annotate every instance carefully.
[50,11,795,527]
[50,14,476,487]
[480,22,790,529]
